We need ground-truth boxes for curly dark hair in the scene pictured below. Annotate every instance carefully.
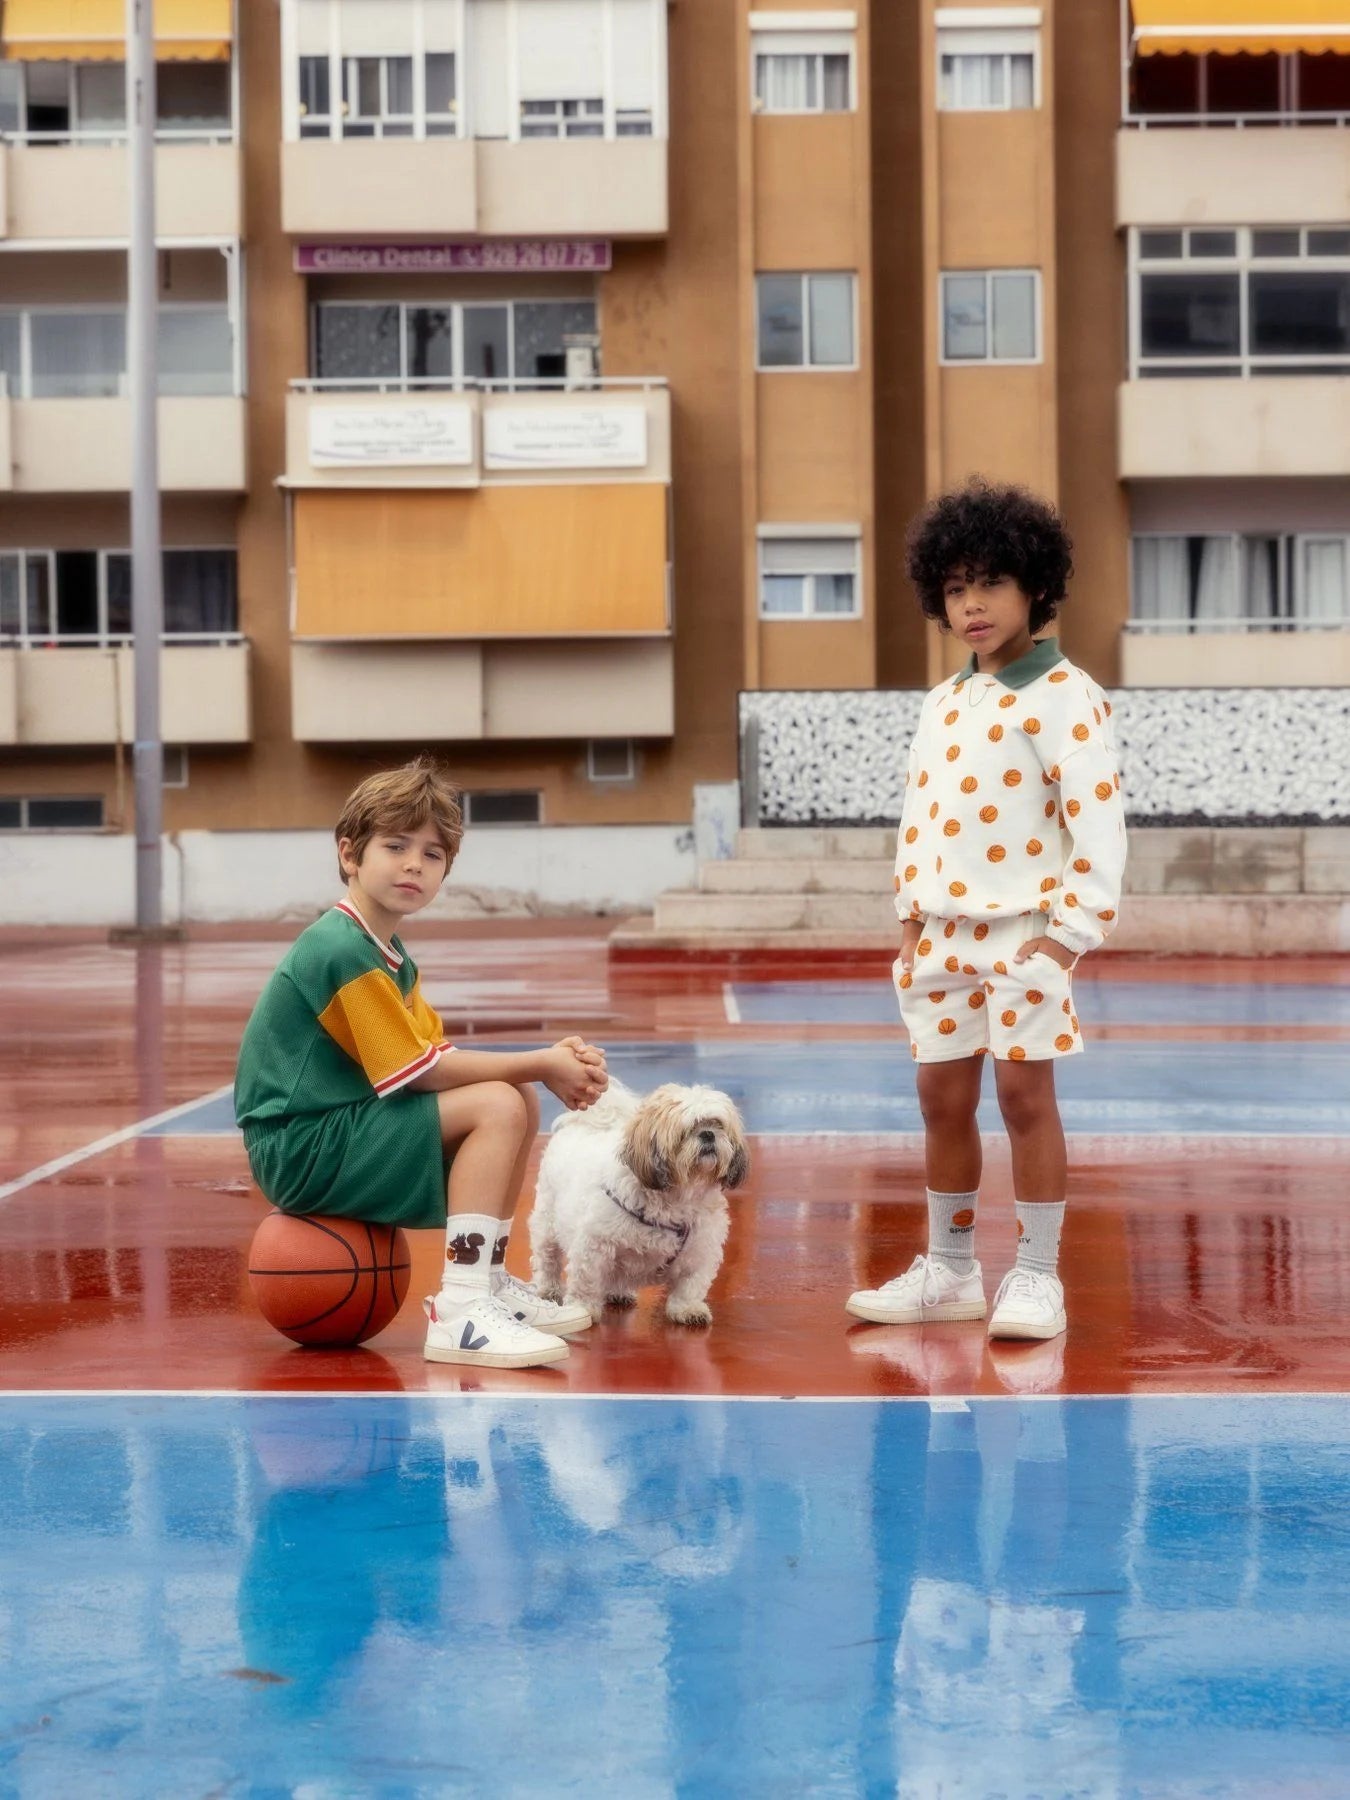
[906,479,1073,635]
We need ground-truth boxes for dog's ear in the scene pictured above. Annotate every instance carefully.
[725,1139,750,1192]
[621,1105,672,1191]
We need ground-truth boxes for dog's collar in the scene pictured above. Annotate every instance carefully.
[604,1186,691,1264]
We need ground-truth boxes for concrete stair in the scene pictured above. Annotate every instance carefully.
[610,827,1350,958]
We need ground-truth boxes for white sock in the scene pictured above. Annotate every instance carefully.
[440,1213,499,1303]
[490,1221,512,1291]
[1015,1201,1065,1275]
[927,1187,979,1273]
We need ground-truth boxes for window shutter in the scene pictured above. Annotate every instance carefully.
[469,0,510,136]
[612,0,656,113]
[517,0,605,101]
[761,537,857,576]
[425,0,460,53]
[297,0,331,56]
[339,0,416,56]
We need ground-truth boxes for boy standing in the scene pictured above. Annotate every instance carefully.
[847,482,1126,1343]
[235,757,608,1370]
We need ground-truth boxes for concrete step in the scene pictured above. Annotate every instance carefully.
[653,890,897,933]
[736,827,894,861]
[700,859,893,895]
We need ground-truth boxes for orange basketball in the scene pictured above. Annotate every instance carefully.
[248,1213,412,1347]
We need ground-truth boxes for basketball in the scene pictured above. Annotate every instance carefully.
[247,1213,412,1347]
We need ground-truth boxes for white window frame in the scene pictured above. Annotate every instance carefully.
[1130,225,1350,378]
[755,272,859,372]
[756,527,862,621]
[1127,530,1350,633]
[0,298,240,401]
[308,296,598,388]
[0,796,107,833]
[586,739,636,782]
[0,57,235,144]
[750,26,857,115]
[939,268,1042,365]
[282,0,668,143]
[462,789,544,825]
[0,546,240,648]
[937,19,1041,112]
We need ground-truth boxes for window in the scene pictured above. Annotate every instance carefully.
[941,270,1040,363]
[296,0,460,139]
[342,55,415,137]
[0,59,232,140]
[1134,227,1350,376]
[1129,49,1350,123]
[520,98,604,139]
[0,549,237,644]
[756,274,856,369]
[1130,533,1350,631]
[587,740,636,782]
[0,308,235,399]
[937,18,1039,112]
[758,534,860,618]
[463,790,542,825]
[752,27,854,114]
[312,299,598,387]
[0,797,105,831]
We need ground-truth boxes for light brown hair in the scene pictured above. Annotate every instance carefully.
[335,756,464,882]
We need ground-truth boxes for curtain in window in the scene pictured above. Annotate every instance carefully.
[0,313,20,396]
[991,273,1036,359]
[158,309,233,396]
[1194,536,1237,622]
[29,312,125,398]
[1300,540,1348,624]
[808,275,853,365]
[757,53,814,110]
[822,54,850,109]
[1132,536,1190,625]
[0,555,20,637]
[943,275,987,359]
[163,551,237,634]
[952,54,1005,108]
[1009,52,1034,106]
[1239,537,1279,624]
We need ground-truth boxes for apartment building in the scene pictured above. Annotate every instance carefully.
[1,0,1347,916]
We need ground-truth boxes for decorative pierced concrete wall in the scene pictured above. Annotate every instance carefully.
[740,689,1350,827]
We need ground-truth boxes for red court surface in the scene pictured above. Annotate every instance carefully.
[1,924,1347,1399]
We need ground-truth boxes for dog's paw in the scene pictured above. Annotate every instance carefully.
[665,1299,712,1327]
[536,1283,565,1304]
[605,1293,638,1309]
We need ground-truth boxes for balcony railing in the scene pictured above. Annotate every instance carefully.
[0,126,235,146]
[1,631,245,651]
[289,374,667,394]
[1123,618,1349,634]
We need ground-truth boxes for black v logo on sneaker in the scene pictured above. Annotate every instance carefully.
[459,1322,490,1352]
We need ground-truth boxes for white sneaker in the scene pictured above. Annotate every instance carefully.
[494,1270,593,1337]
[845,1255,987,1325]
[423,1292,569,1368]
[987,1267,1066,1342]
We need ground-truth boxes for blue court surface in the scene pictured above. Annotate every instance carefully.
[160,1037,1350,1138]
[2,1393,1347,1799]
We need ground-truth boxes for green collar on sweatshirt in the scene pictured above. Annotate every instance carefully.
[955,638,1064,691]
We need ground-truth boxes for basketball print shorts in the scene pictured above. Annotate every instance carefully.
[896,912,1083,1064]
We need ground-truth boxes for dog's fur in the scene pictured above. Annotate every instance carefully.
[531,1081,749,1326]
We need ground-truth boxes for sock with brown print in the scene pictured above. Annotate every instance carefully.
[439,1212,498,1306]
[927,1188,978,1274]
[1015,1201,1065,1275]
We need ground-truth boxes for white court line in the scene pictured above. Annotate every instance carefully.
[721,983,742,1025]
[0,1083,234,1205]
[0,1388,1342,1404]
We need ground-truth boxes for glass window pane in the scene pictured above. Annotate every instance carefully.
[163,550,237,634]
[943,274,988,359]
[1240,537,1281,622]
[761,575,806,615]
[0,64,22,135]
[1299,539,1348,623]
[28,797,104,829]
[1009,52,1034,107]
[822,54,850,110]
[158,310,233,396]
[405,307,456,382]
[1139,273,1241,359]
[463,305,510,381]
[1131,536,1191,625]
[386,57,414,114]
[757,275,804,366]
[26,556,53,637]
[157,63,230,130]
[1139,231,1183,261]
[425,52,456,112]
[1187,230,1238,259]
[54,552,99,639]
[808,274,854,365]
[314,304,401,381]
[0,799,20,830]
[0,555,20,637]
[513,301,596,384]
[106,554,132,637]
[1250,272,1350,356]
[756,53,814,111]
[30,312,126,398]
[813,573,856,615]
[991,273,1037,359]
[299,55,330,119]
[75,63,125,131]
[1252,229,1300,259]
[1307,229,1350,257]
[26,62,70,135]
[0,313,20,397]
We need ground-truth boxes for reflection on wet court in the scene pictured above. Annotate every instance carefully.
[1,929,1348,1792]
[3,1394,1347,1797]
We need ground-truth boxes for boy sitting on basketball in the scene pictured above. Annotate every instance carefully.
[234,757,607,1370]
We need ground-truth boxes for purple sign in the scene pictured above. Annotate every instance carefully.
[294,240,612,275]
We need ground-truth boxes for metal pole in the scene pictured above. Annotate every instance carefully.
[128,0,163,930]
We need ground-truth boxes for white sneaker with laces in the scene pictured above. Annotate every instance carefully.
[423,1291,570,1367]
[493,1270,593,1337]
[845,1255,987,1325]
[987,1267,1066,1341]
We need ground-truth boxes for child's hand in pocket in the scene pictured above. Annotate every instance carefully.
[1015,936,1076,972]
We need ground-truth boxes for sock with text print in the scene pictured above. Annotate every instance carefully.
[927,1188,979,1274]
[1014,1201,1065,1275]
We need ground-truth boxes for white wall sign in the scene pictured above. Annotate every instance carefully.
[309,403,475,468]
[483,405,649,470]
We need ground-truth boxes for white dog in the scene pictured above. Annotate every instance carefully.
[531,1081,749,1326]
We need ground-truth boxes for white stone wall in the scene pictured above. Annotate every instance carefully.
[741,689,1350,827]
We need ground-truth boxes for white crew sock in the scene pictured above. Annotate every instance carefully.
[440,1212,500,1304]
[1015,1201,1065,1275]
[490,1221,512,1292]
[927,1187,979,1274]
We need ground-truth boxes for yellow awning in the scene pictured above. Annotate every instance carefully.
[1,0,232,62]
[1133,1,1350,55]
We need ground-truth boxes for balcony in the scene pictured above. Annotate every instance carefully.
[1117,127,1350,228]
[280,134,666,239]
[291,639,673,742]
[0,393,247,492]
[0,138,241,242]
[0,641,251,746]
[1119,377,1350,478]
[1121,625,1350,686]
[284,380,670,489]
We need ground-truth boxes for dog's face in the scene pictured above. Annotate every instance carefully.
[620,1084,749,1194]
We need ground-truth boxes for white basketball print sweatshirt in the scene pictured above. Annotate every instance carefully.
[893,640,1127,956]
